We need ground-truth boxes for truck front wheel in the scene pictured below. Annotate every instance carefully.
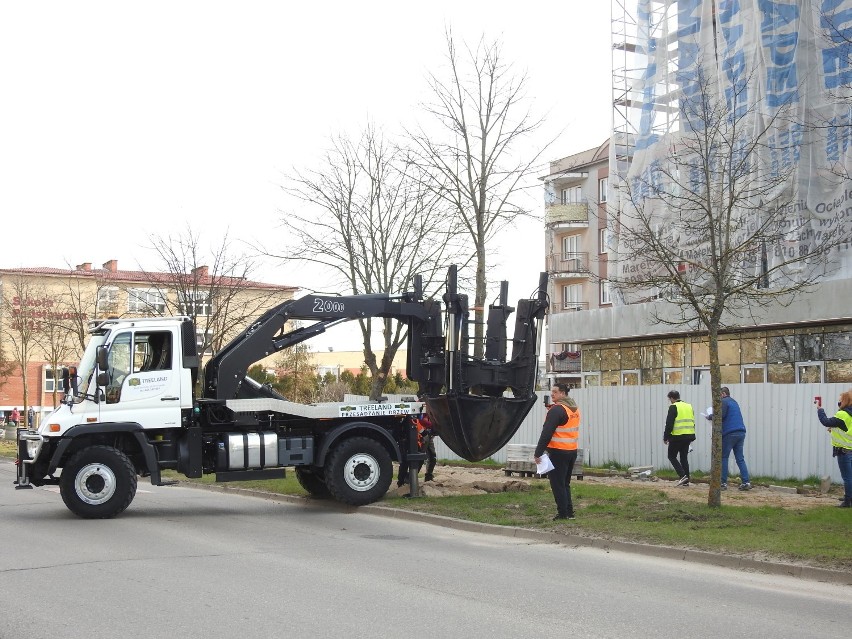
[60,445,138,519]
[325,437,392,506]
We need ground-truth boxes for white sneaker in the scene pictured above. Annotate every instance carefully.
[675,475,689,486]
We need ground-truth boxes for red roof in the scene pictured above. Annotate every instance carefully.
[0,262,296,292]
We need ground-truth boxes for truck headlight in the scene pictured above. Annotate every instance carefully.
[25,438,42,460]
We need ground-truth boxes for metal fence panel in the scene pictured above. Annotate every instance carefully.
[347,386,846,482]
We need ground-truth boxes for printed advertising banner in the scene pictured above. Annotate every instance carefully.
[615,0,852,301]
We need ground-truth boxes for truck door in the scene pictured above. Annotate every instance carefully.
[95,329,183,429]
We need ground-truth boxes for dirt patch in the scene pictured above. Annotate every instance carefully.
[393,464,843,509]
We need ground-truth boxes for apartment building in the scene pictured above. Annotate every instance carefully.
[540,141,609,389]
[546,0,852,388]
[0,260,295,417]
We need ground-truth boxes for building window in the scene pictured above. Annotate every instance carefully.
[742,365,766,383]
[44,366,56,393]
[598,176,608,203]
[179,291,212,317]
[600,280,612,305]
[796,362,823,383]
[127,288,166,314]
[561,186,582,204]
[692,367,710,385]
[562,284,582,310]
[197,329,214,355]
[663,368,684,385]
[561,234,579,256]
[599,228,610,254]
[582,372,600,387]
[97,287,120,315]
[622,370,640,385]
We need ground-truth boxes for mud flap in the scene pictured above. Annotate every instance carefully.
[426,394,537,462]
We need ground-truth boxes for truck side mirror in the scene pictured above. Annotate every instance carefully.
[97,371,109,387]
[96,346,108,371]
[62,366,80,397]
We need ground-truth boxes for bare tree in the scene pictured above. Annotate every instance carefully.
[0,343,16,392]
[0,275,47,416]
[609,62,838,507]
[36,308,76,409]
[60,264,121,352]
[138,226,281,356]
[271,124,467,400]
[408,31,548,357]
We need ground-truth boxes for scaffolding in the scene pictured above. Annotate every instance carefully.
[610,0,683,178]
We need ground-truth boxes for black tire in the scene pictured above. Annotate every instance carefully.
[324,436,393,506]
[59,445,138,519]
[295,467,331,499]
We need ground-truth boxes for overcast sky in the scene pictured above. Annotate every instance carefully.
[0,1,612,351]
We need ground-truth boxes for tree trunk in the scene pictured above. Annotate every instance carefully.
[707,326,723,508]
[473,242,487,359]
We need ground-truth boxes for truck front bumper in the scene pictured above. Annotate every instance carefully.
[15,430,44,488]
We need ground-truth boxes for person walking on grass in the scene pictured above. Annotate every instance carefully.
[664,390,695,487]
[718,387,752,491]
[816,390,852,508]
[534,383,580,520]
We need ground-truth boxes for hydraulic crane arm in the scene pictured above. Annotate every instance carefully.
[203,267,549,461]
[204,278,443,400]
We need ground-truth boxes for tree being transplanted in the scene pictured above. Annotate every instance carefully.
[408,30,549,358]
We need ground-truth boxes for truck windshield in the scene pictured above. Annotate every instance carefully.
[74,333,108,400]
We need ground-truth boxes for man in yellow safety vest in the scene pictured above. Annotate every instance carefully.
[664,390,696,487]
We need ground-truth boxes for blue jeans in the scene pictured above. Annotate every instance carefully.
[722,431,750,484]
[837,450,852,500]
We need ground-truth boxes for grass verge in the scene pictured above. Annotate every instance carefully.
[384,482,851,569]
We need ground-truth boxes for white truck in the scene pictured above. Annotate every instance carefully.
[14,267,547,518]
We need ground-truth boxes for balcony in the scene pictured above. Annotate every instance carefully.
[548,252,589,276]
[550,301,589,314]
[548,351,582,373]
[545,203,589,227]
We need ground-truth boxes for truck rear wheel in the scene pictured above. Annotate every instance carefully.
[294,467,331,499]
[325,437,392,506]
[60,445,138,519]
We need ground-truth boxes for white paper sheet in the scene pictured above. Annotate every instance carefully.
[536,453,555,474]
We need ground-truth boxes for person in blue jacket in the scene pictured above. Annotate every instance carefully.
[718,387,751,491]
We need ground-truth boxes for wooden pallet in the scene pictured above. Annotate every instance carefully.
[502,449,585,480]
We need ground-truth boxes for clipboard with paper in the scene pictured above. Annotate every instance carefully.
[536,452,555,474]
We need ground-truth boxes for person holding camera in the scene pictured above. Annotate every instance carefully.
[816,391,852,508]
[534,383,580,520]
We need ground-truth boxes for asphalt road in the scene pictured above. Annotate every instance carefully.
[1,459,849,639]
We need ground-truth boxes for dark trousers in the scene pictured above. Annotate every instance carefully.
[424,436,436,475]
[667,440,691,479]
[547,447,578,517]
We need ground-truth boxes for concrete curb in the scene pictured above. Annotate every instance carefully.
[187,482,852,586]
